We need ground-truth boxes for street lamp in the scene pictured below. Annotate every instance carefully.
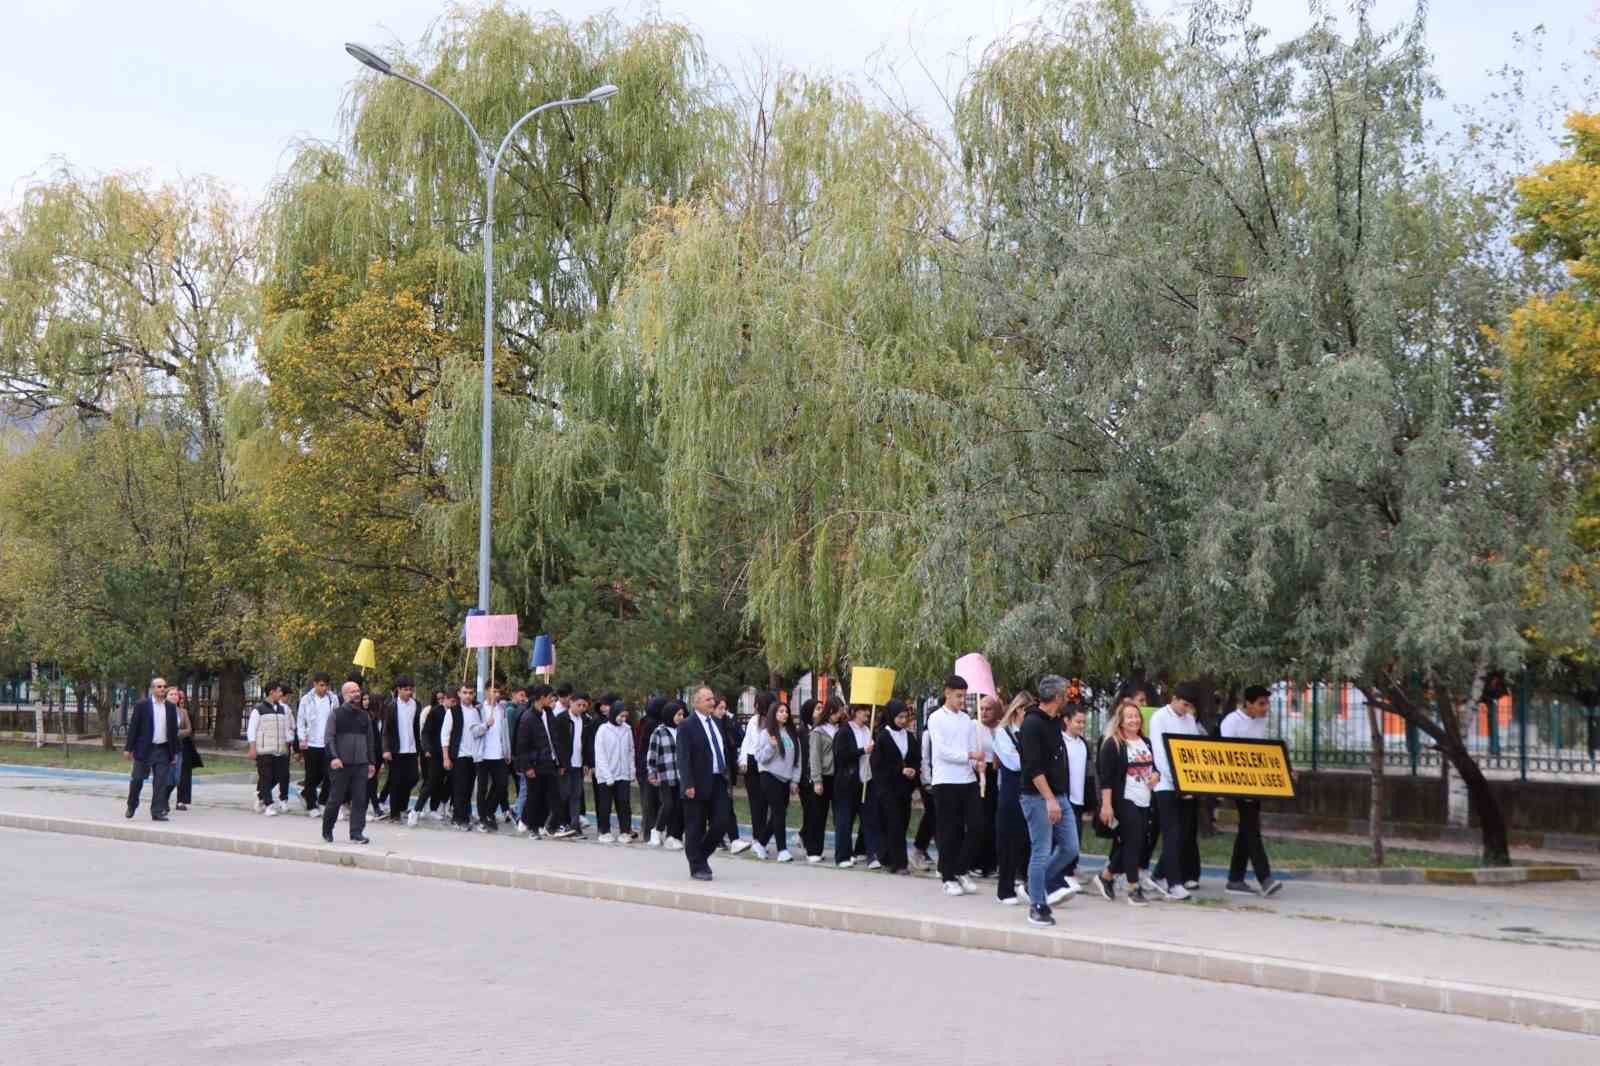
[345,42,617,699]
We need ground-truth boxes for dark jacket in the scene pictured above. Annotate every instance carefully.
[325,701,377,767]
[444,705,465,760]
[833,724,869,788]
[549,709,578,770]
[382,696,424,758]
[514,707,559,774]
[124,698,179,763]
[420,704,447,758]
[676,711,729,798]
[869,726,919,794]
[1018,707,1069,796]
[717,715,739,783]
[1097,733,1138,808]
[581,713,601,769]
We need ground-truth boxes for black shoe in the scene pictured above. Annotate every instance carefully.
[1095,874,1116,901]
[350,834,370,845]
[1226,880,1260,896]
[322,833,334,843]
[176,803,188,811]
[152,813,169,822]
[125,806,135,819]
[1128,887,1149,907]
[1027,904,1056,927]
[1261,878,1283,897]
[690,869,714,882]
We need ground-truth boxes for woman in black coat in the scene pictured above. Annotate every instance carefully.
[869,699,919,874]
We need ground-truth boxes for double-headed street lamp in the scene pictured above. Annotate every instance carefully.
[345,43,617,698]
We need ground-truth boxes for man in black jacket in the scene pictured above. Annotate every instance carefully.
[678,684,732,881]
[322,681,377,844]
[514,684,559,836]
[382,676,422,825]
[549,692,584,838]
[123,677,179,821]
[1017,675,1080,927]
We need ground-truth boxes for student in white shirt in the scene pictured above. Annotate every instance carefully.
[927,675,982,896]
[1222,686,1282,896]
[1061,704,1093,894]
[971,695,1002,877]
[247,681,294,815]
[382,676,422,826]
[443,684,485,831]
[473,686,509,832]
[1148,681,1205,899]
[296,673,337,814]
[738,694,770,857]
[594,701,637,843]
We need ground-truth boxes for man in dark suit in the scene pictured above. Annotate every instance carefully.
[124,677,179,821]
[676,684,731,881]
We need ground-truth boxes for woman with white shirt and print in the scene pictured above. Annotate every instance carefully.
[595,701,637,843]
[1097,699,1160,906]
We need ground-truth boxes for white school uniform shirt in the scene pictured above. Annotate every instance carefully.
[739,716,764,763]
[849,720,872,783]
[393,697,418,754]
[976,723,996,768]
[1064,733,1088,805]
[1148,704,1201,793]
[560,708,584,768]
[151,699,168,744]
[992,724,1021,772]
[297,689,336,749]
[479,703,507,761]
[926,706,978,786]
[444,702,487,760]
[1221,709,1269,740]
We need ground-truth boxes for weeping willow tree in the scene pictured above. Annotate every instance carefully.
[940,0,1589,862]
[527,74,998,678]
[261,4,739,666]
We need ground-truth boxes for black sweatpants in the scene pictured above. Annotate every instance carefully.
[1109,799,1151,882]
[654,779,683,839]
[255,754,289,807]
[475,759,507,829]
[417,753,446,812]
[801,776,834,858]
[758,772,792,853]
[1229,799,1272,883]
[744,756,768,845]
[933,781,980,883]
[386,754,419,820]
[833,780,863,865]
[876,780,912,872]
[913,786,937,852]
[640,778,660,837]
[595,780,632,835]
[322,764,368,839]
[970,764,999,874]
[449,756,477,825]
[301,747,329,810]
[1154,791,1200,886]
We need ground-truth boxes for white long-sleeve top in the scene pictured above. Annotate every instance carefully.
[444,702,487,760]
[594,721,635,784]
[992,724,1022,772]
[1221,709,1269,740]
[296,690,336,749]
[479,702,508,761]
[738,715,764,762]
[926,706,978,786]
[1149,704,1202,793]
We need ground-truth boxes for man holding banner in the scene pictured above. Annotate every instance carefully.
[1221,686,1283,896]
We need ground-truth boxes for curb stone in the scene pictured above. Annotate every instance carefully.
[2,810,1597,1036]
[1291,864,1600,885]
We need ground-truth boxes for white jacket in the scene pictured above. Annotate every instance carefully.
[595,720,635,784]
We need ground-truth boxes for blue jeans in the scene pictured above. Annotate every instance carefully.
[512,774,527,821]
[1019,791,1079,908]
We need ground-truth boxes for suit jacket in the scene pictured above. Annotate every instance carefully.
[834,724,869,788]
[124,698,179,763]
[549,710,578,770]
[580,714,600,769]
[675,711,729,798]
[870,727,919,794]
[382,697,423,758]
[514,707,559,774]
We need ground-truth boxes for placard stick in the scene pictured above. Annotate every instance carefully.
[861,704,879,802]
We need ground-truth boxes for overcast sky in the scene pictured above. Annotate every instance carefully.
[3,0,1596,208]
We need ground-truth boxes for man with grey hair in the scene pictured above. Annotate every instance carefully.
[1016,674,1079,927]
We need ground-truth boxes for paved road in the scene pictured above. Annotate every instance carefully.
[1,830,1594,1065]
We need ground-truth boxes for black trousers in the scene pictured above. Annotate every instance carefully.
[1229,799,1272,883]
[301,748,329,810]
[322,764,368,839]
[654,779,683,839]
[640,778,660,836]
[475,759,506,828]
[368,761,387,813]
[1108,798,1151,882]
[255,754,289,806]
[416,753,445,811]
[970,764,999,874]
[176,743,196,806]
[1155,791,1200,885]
[386,754,419,819]
[449,757,477,825]
[833,779,863,864]
[744,756,768,844]
[595,780,632,834]
[913,786,937,852]
[876,779,912,871]
[933,781,981,883]
[682,777,731,874]
[758,772,792,852]
[719,774,738,845]
[801,776,834,858]
[126,744,172,817]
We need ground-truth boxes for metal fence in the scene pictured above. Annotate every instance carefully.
[0,676,265,743]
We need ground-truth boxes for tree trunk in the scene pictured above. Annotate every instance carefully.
[1364,697,1385,866]
[1439,732,1510,866]
[213,661,246,746]
[95,679,114,749]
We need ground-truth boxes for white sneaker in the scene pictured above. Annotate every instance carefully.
[998,895,1021,906]
[274,801,288,814]
[730,839,752,855]
[598,832,615,844]
[263,806,279,818]
[958,875,978,895]
[867,859,883,870]
[1046,886,1071,905]
[664,837,684,851]
[777,850,793,863]
[406,810,419,827]
[806,854,822,864]
[1183,880,1200,891]
[307,806,320,818]
[751,842,767,860]
[1142,875,1171,898]
[580,815,591,828]
[253,799,265,813]
[944,881,965,896]
[1065,876,1084,896]
[649,829,663,847]
[1167,883,1192,900]
[837,858,855,869]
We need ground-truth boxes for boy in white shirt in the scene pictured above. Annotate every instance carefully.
[1148,681,1205,899]
[926,675,981,896]
[1222,686,1282,896]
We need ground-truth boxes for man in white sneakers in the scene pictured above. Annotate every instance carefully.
[927,675,981,897]
[296,673,337,816]
[382,675,422,826]
[1222,686,1283,897]
[1149,681,1205,899]
[248,681,293,815]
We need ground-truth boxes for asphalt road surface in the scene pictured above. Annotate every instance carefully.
[0,829,1593,1065]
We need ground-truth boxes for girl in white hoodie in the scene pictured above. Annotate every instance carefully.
[594,701,636,843]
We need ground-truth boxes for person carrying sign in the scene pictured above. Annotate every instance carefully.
[1221,687,1283,897]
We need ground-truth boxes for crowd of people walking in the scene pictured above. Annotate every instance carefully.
[122,669,1284,927]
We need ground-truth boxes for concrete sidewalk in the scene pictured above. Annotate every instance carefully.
[3,771,1597,1035]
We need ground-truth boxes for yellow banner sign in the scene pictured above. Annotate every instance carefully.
[1161,736,1295,798]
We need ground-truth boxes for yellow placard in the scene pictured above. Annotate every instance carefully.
[352,638,377,670]
[1161,736,1295,798]
[849,667,896,707]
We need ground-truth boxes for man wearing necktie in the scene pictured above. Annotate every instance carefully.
[123,677,179,821]
[676,685,732,881]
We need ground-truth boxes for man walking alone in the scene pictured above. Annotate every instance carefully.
[321,682,376,845]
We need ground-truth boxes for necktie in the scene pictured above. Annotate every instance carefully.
[706,717,723,775]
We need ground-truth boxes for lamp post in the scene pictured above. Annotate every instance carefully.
[345,43,616,699]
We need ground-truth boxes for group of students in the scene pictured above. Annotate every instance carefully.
[233,669,1283,925]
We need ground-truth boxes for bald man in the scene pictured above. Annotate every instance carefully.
[321,681,377,844]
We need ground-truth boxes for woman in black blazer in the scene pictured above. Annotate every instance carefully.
[832,705,874,867]
[869,699,919,874]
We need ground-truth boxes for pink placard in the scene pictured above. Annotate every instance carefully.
[465,614,520,648]
[953,652,997,698]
